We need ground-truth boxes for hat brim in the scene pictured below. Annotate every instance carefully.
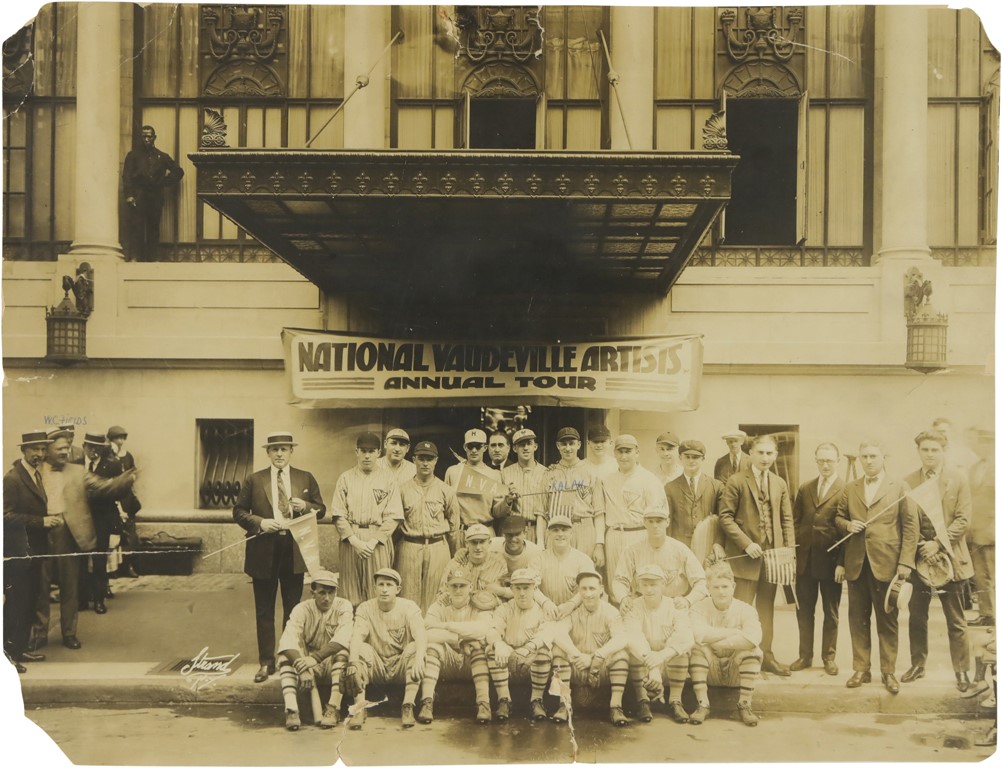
[19,440,52,447]
[263,442,298,448]
[883,577,913,614]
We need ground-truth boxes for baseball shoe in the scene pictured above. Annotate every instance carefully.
[416,698,434,724]
[667,701,689,724]
[285,709,301,731]
[401,703,416,728]
[348,707,367,730]
[494,698,512,722]
[609,707,629,727]
[551,703,569,724]
[636,700,653,723]
[737,702,759,727]
[689,705,709,725]
[475,701,492,724]
[319,706,339,729]
[530,699,547,721]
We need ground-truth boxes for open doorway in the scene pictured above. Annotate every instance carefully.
[469,98,536,149]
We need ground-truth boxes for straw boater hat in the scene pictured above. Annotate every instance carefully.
[883,573,913,614]
[82,433,108,448]
[262,432,297,448]
[18,430,52,447]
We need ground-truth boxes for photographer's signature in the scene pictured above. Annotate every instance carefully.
[179,647,241,692]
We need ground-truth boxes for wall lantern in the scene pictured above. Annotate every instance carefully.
[904,266,948,374]
[45,263,93,364]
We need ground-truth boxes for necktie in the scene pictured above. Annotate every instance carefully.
[277,468,290,519]
[732,456,738,472]
[90,460,97,473]
[689,476,697,496]
[926,469,936,480]
[34,470,43,488]
[818,479,827,499]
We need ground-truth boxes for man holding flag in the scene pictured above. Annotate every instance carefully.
[445,428,503,549]
[834,440,918,694]
[901,430,973,691]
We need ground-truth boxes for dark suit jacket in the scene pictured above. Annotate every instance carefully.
[714,452,752,484]
[3,461,49,557]
[665,473,723,548]
[793,475,845,579]
[904,467,973,581]
[87,454,126,521]
[718,468,795,581]
[233,466,326,579]
[834,475,918,583]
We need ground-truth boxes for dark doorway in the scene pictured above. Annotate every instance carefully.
[470,98,536,149]
[726,99,798,245]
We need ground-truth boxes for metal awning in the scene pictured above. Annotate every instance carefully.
[189,150,738,295]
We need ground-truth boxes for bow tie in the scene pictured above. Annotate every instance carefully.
[865,475,879,485]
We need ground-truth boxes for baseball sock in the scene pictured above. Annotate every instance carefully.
[738,652,760,706]
[278,661,299,712]
[629,663,651,702]
[667,656,689,703]
[529,651,551,700]
[608,657,628,708]
[488,657,512,701]
[422,645,444,699]
[468,643,491,704]
[328,655,347,710]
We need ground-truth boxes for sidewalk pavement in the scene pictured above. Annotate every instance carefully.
[10,573,994,717]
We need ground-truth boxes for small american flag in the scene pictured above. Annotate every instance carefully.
[763,546,797,587]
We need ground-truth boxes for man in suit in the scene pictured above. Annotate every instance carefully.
[664,440,723,550]
[107,425,141,578]
[790,442,845,676]
[714,430,752,484]
[718,434,795,676]
[901,430,973,691]
[3,430,55,671]
[834,440,918,694]
[233,431,326,684]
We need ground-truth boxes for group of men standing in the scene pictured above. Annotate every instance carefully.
[3,426,140,672]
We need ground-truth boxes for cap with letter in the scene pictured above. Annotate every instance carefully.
[575,569,604,585]
[445,568,472,585]
[656,432,679,447]
[679,440,706,457]
[263,431,298,448]
[643,506,669,520]
[465,523,492,542]
[464,428,488,445]
[556,426,580,442]
[356,431,381,450]
[309,569,340,589]
[588,425,612,442]
[547,515,573,529]
[509,568,539,586]
[412,440,438,458]
[636,564,668,582]
[373,567,402,585]
[18,430,52,447]
[614,434,639,449]
[386,427,410,443]
[512,428,536,445]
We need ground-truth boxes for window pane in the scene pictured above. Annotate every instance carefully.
[397,6,433,98]
[310,4,345,99]
[143,3,180,98]
[397,106,433,149]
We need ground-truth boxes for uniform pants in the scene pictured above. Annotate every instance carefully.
[395,539,450,613]
[339,529,394,608]
[971,543,995,620]
[794,572,842,662]
[907,575,970,673]
[3,558,39,660]
[34,524,83,640]
[570,518,597,562]
[735,574,778,656]
[846,558,898,675]
[605,529,646,588]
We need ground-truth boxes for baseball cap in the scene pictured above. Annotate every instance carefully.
[509,568,539,586]
[679,440,706,457]
[512,428,536,445]
[386,428,410,443]
[588,425,612,442]
[643,507,669,520]
[107,425,128,439]
[636,564,668,582]
[500,515,528,534]
[575,569,604,585]
[356,431,381,450]
[547,515,573,529]
[310,570,339,589]
[557,427,580,442]
[614,434,639,449]
[445,568,472,585]
[464,428,488,445]
[412,440,438,458]
[465,524,492,542]
[656,432,679,446]
[373,567,402,585]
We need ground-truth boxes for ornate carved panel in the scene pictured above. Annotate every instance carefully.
[455,6,543,64]
[717,7,805,99]
[461,61,538,98]
[200,5,288,98]
[722,60,801,98]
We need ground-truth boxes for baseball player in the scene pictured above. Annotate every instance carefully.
[331,432,404,607]
[395,441,460,611]
[543,426,607,569]
[276,570,353,731]
[584,425,619,482]
[549,570,631,726]
[602,435,670,587]
[486,568,557,722]
[688,562,764,726]
[436,524,509,611]
[624,564,695,725]
[489,515,543,579]
[444,428,504,546]
[536,516,596,609]
[494,429,548,542]
[419,568,494,724]
[345,568,426,729]
[376,428,416,483]
[611,507,708,611]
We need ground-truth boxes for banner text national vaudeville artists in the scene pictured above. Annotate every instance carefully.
[281,329,704,412]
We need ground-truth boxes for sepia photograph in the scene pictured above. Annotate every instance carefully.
[1,1,998,765]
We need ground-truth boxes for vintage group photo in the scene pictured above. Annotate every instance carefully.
[1,2,998,766]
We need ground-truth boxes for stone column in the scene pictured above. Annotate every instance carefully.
[609,6,654,151]
[69,2,123,258]
[343,5,389,149]
[873,6,940,349]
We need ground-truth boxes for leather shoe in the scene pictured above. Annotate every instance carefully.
[285,709,300,731]
[901,664,925,683]
[789,657,813,672]
[689,705,709,725]
[94,601,107,615]
[882,673,900,694]
[762,654,791,676]
[121,564,139,579]
[824,658,839,676]
[19,652,45,663]
[957,671,972,692]
[636,700,653,723]
[667,701,689,724]
[846,670,871,688]
[610,706,629,727]
[13,661,27,673]
[62,636,81,650]
[253,663,275,683]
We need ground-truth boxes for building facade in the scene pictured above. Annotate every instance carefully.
[2,4,996,569]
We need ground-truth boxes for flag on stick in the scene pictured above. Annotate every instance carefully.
[905,477,952,552]
[285,511,321,575]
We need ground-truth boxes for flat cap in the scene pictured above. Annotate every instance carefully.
[679,440,706,457]
[556,427,580,442]
[656,432,679,446]
[309,570,339,588]
[356,431,381,450]
[373,567,402,585]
